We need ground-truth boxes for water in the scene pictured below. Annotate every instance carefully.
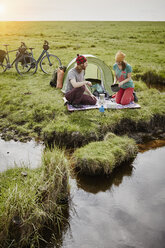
[0,137,165,247]
[0,138,44,172]
[61,144,165,248]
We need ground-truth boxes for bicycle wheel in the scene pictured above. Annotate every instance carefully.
[0,57,8,73]
[40,54,62,74]
[15,55,37,76]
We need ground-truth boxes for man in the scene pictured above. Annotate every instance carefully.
[65,54,97,107]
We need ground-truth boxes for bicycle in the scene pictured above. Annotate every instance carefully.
[0,42,37,76]
[28,40,62,74]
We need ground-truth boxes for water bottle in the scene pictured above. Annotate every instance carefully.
[99,105,104,113]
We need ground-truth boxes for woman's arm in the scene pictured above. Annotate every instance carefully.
[113,73,118,84]
[119,72,132,87]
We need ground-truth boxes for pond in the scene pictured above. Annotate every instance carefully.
[0,138,44,172]
[59,142,165,248]
[0,137,165,248]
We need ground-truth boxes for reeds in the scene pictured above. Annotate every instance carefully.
[0,147,70,248]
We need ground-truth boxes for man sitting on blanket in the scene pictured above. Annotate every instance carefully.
[65,54,97,107]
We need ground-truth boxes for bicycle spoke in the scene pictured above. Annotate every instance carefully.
[40,54,61,74]
[15,55,37,76]
[0,57,8,73]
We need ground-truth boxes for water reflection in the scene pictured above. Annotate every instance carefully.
[0,138,44,172]
[61,145,165,248]
[76,162,134,194]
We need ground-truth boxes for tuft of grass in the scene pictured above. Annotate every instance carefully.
[72,133,138,175]
[0,147,70,248]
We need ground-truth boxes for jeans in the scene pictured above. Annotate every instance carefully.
[116,87,134,105]
[65,86,96,105]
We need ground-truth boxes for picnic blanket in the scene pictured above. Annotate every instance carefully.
[63,97,141,112]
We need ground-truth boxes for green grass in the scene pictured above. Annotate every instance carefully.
[0,21,165,144]
[72,133,138,175]
[0,147,70,248]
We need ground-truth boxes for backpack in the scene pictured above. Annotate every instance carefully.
[50,69,58,87]
[0,50,6,63]
[91,83,110,99]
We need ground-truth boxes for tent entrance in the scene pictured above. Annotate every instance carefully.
[85,63,103,86]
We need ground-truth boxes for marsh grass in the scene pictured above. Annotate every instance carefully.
[0,147,70,248]
[72,133,138,175]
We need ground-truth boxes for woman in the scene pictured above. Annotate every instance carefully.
[113,51,134,105]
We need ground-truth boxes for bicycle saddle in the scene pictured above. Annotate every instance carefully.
[29,48,35,50]
[3,44,9,46]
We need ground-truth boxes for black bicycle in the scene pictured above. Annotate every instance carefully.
[28,40,62,74]
[0,42,37,76]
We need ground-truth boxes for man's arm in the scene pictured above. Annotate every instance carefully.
[70,78,92,88]
[84,85,97,100]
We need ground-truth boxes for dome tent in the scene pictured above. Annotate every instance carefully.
[62,54,114,95]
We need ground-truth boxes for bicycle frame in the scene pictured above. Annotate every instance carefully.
[30,49,51,65]
[3,46,22,71]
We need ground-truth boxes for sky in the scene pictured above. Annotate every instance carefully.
[0,0,165,21]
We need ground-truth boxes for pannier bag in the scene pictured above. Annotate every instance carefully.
[16,42,32,64]
[0,50,6,63]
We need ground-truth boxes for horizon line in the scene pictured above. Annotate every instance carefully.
[0,20,165,22]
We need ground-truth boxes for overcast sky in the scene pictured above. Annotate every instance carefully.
[0,0,165,21]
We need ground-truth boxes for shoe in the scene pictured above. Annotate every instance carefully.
[133,92,138,103]
[64,101,69,106]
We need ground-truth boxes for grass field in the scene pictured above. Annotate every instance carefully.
[0,21,165,76]
[0,21,165,143]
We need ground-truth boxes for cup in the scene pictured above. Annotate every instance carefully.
[99,93,105,105]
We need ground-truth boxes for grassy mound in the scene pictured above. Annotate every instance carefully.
[0,147,70,248]
[72,133,138,175]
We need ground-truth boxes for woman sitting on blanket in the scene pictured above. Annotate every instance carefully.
[113,51,135,105]
[65,54,97,107]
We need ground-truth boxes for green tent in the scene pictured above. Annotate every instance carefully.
[62,54,114,95]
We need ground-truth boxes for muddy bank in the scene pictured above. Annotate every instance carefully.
[44,114,165,148]
[113,114,165,143]
[135,71,165,85]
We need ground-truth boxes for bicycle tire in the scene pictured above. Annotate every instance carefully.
[15,55,38,76]
[40,54,62,74]
[0,57,8,73]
